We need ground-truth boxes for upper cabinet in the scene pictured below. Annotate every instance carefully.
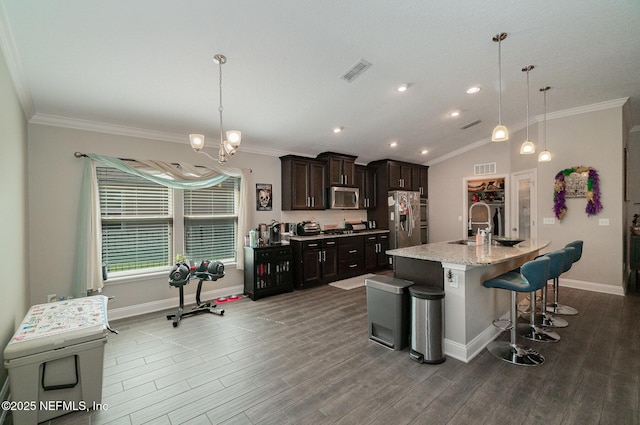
[371,160,428,195]
[354,165,377,209]
[316,152,356,186]
[418,166,428,199]
[366,159,429,228]
[280,155,326,210]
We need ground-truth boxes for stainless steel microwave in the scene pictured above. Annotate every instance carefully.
[328,186,359,209]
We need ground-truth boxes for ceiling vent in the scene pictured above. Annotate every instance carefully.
[460,119,482,130]
[341,59,372,83]
[474,162,497,176]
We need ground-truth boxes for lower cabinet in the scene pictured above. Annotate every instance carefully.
[243,245,293,300]
[364,233,389,272]
[292,238,338,287]
[338,235,365,278]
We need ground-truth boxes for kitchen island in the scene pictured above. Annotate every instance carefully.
[387,239,551,363]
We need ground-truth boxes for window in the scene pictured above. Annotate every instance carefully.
[97,167,173,274]
[184,178,239,263]
[96,165,240,278]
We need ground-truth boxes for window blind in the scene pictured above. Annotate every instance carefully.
[97,166,173,273]
[184,178,238,262]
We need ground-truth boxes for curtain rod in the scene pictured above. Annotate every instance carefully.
[73,152,252,172]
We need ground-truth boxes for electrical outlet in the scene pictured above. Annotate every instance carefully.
[47,294,57,303]
[543,217,556,225]
[598,218,610,226]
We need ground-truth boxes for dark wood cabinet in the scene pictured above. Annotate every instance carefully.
[292,238,337,287]
[355,165,376,209]
[630,234,640,291]
[387,161,414,190]
[317,152,356,186]
[338,235,365,278]
[418,166,429,198]
[243,245,293,300]
[281,155,325,210]
[367,159,428,229]
[364,233,389,272]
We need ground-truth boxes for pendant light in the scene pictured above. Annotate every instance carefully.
[538,86,551,162]
[491,32,509,142]
[519,65,535,154]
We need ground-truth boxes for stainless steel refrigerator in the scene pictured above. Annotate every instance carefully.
[388,191,421,250]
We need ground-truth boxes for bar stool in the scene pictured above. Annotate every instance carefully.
[522,249,569,328]
[536,250,569,328]
[518,254,561,342]
[546,241,581,316]
[483,256,550,366]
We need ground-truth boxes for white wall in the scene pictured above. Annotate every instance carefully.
[0,45,29,384]
[428,102,628,292]
[27,124,283,311]
[428,142,510,243]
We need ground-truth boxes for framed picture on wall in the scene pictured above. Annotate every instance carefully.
[256,183,272,211]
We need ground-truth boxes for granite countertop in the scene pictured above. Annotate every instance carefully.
[289,229,390,242]
[386,239,551,266]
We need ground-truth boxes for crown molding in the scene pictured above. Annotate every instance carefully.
[0,0,35,119]
[30,113,188,143]
[534,97,629,122]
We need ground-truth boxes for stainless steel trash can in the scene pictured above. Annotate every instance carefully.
[365,275,414,350]
[408,285,445,364]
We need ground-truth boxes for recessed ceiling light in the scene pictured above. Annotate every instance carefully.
[389,141,398,147]
[466,86,481,94]
[396,83,409,92]
[333,127,343,133]
[448,111,461,117]
[421,149,428,155]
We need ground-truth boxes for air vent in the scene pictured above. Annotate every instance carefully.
[341,59,372,82]
[474,162,496,175]
[460,119,482,130]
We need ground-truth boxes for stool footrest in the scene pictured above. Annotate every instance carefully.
[492,318,512,331]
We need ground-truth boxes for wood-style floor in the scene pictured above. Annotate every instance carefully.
[31,277,640,424]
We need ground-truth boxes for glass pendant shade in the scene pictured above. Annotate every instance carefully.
[491,125,509,142]
[189,134,205,151]
[538,150,551,162]
[226,130,242,149]
[223,139,238,156]
[491,32,509,142]
[520,140,535,154]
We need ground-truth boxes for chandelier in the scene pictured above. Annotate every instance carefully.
[189,54,241,164]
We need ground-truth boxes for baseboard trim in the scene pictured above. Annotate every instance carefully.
[559,278,624,296]
[444,324,502,364]
[107,285,244,321]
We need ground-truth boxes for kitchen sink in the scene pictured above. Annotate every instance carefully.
[449,239,477,246]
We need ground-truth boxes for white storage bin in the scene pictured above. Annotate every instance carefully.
[3,296,110,425]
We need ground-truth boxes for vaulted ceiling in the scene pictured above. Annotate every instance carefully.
[2,1,639,164]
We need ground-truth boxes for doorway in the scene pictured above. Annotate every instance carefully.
[510,169,538,239]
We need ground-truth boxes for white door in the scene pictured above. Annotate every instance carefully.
[510,170,537,239]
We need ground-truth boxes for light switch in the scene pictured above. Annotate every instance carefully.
[599,218,610,226]
[543,218,556,225]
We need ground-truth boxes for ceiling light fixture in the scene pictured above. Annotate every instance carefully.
[397,83,409,92]
[466,86,481,94]
[189,54,241,164]
[421,149,428,155]
[449,111,460,117]
[538,86,552,162]
[333,127,343,133]
[389,141,398,147]
[520,65,536,155]
[491,32,509,142]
